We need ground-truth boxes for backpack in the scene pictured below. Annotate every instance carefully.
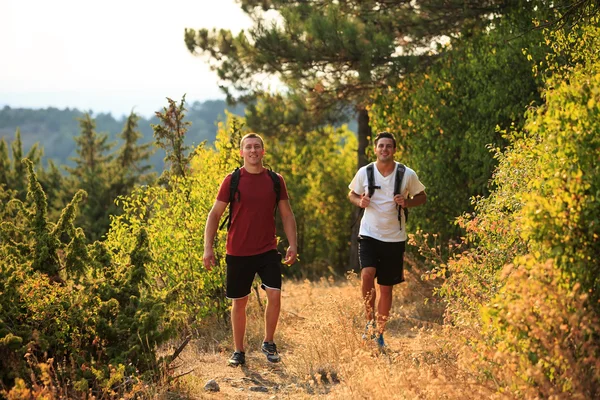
[219,167,282,230]
[365,162,408,224]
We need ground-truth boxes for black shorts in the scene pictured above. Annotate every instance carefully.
[358,236,406,286]
[225,249,282,299]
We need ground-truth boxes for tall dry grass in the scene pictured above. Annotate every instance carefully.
[171,267,496,399]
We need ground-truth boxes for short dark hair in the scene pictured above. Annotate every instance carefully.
[374,131,397,148]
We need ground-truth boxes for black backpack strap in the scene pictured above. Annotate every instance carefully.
[267,169,281,215]
[394,163,408,224]
[366,163,380,197]
[219,167,241,230]
[352,163,380,228]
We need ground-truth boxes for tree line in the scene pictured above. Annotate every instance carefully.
[0,100,246,172]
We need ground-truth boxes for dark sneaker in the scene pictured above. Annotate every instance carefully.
[362,320,376,340]
[228,351,246,367]
[376,333,385,348]
[261,341,281,363]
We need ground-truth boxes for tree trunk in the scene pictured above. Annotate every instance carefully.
[348,108,372,271]
[357,108,371,169]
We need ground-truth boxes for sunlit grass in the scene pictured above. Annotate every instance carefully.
[169,267,494,399]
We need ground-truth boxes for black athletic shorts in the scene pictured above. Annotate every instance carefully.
[358,235,406,286]
[225,249,282,299]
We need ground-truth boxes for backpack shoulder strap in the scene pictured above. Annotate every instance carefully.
[394,163,408,224]
[394,163,406,195]
[366,163,380,198]
[351,163,379,228]
[229,168,241,202]
[267,169,281,205]
[219,167,241,231]
[267,169,282,218]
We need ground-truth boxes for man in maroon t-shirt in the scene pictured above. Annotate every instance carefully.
[203,133,298,367]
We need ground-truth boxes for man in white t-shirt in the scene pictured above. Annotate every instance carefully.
[348,132,426,348]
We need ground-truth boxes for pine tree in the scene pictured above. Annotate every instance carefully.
[114,111,155,196]
[0,138,10,191]
[0,130,43,202]
[10,129,26,197]
[152,96,192,186]
[66,114,113,177]
[185,0,522,167]
[23,159,62,278]
[38,159,66,220]
[64,113,116,241]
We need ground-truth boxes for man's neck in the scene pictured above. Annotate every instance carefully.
[375,159,396,176]
[243,164,264,174]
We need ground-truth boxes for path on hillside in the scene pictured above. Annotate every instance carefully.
[169,270,487,399]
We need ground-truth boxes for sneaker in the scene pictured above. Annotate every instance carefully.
[261,341,281,363]
[362,320,377,340]
[376,333,385,348]
[228,351,246,367]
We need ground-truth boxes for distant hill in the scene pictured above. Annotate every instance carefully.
[0,100,245,172]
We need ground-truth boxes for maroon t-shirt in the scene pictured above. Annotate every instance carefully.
[217,168,289,256]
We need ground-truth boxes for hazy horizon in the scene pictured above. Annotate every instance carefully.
[0,91,229,120]
[0,0,255,119]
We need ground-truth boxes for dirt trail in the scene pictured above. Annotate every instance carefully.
[169,270,485,399]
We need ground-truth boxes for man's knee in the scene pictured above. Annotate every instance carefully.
[361,267,376,281]
[265,288,281,303]
[232,296,249,310]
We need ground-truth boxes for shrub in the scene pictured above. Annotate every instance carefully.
[0,160,181,397]
[439,15,600,398]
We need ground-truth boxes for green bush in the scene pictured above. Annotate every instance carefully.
[266,126,357,276]
[0,160,181,397]
[440,16,600,398]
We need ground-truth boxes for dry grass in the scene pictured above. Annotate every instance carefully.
[166,267,495,399]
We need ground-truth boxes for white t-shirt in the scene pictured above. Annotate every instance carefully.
[349,162,426,242]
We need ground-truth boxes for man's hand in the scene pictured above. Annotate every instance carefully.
[393,194,406,208]
[283,246,298,265]
[203,248,215,271]
[359,193,371,208]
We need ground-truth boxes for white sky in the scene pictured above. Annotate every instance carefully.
[0,0,255,118]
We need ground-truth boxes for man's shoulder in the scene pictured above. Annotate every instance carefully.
[225,167,242,178]
[264,169,284,184]
[358,162,375,173]
[352,163,373,182]
[222,171,234,183]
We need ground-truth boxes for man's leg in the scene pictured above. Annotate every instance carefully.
[377,284,393,334]
[264,287,281,342]
[257,250,284,362]
[261,287,282,362]
[226,253,257,366]
[231,296,249,351]
[361,267,377,322]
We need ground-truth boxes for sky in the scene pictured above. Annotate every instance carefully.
[0,0,256,119]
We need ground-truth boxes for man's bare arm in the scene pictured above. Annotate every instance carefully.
[203,200,228,270]
[348,190,370,208]
[278,199,298,265]
[394,191,427,209]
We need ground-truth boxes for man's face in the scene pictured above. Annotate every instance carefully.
[240,137,264,165]
[374,138,395,162]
